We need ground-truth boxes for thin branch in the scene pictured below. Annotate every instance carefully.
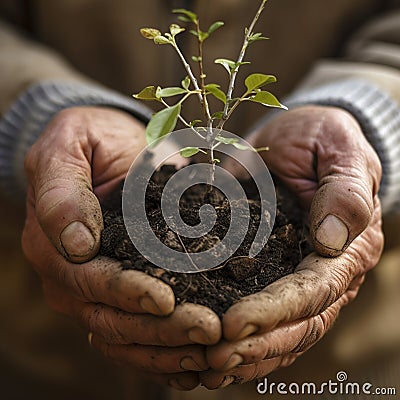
[217,0,268,130]
[175,232,200,272]
[160,99,206,140]
[195,21,213,131]
[172,40,213,127]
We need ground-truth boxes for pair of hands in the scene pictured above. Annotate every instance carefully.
[22,105,383,390]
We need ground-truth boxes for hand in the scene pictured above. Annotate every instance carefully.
[200,106,384,388]
[22,106,221,389]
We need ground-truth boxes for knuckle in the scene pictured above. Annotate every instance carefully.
[87,306,125,343]
[292,316,325,353]
[68,267,94,301]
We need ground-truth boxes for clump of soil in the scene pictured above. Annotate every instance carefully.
[100,165,312,317]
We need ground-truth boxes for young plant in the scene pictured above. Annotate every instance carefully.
[133,0,286,171]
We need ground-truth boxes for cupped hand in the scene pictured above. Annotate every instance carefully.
[201,106,384,388]
[22,106,221,389]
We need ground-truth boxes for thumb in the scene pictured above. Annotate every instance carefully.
[25,140,103,264]
[310,123,381,257]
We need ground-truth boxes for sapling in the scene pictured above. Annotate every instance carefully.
[133,0,286,178]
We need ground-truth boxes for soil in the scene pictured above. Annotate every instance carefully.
[100,165,312,317]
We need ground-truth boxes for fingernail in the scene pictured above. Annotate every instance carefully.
[180,356,204,371]
[168,378,188,391]
[219,376,235,388]
[139,296,162,315]
[188,327,210,344]
[60,221,95,258]
[223,353,243,371]
[235,323,258,340]
[315,214,348,251]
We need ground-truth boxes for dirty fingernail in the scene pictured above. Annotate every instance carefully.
[219,376,235,388]
[223,353,243,371]
[60,221,95,258]
[139,296,162,315]
[235,323,258,340]
[188,327,210,344]
[180,356,204,371]
[315,214,348,251]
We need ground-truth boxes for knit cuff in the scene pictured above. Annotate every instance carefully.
[282,79,400,214]
[0,80,153,201]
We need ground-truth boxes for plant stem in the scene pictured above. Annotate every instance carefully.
[195,22,213,131]
[217,0,268,130]
[160,99,206,140]
[173,40,213,129]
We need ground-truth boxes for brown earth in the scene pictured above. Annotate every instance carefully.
[100,165,312,317]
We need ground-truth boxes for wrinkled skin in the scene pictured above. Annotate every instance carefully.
[200,106,383,389]
[22,107,221,390]
[22,105,383,391]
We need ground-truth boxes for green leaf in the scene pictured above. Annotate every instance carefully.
[235,61,251,67]
[212,111,224,119]
[254,146,269,152]
[232,143,252,151]
[192,55,202,62]
[245,74,277,93]
[180,147,207,158]
[146,104,181,145]
[172,9,198,23]
[189,119,202,127]
[215,136,239,145]
[133,86,160,101]
[170,24,185,37]
[214,58,236,75]
[189,29,209,42]
[208,21,224,34]
[154,35,171,45]
[205,84,226,104]
[215,59,250,75]
[249,32,269,43]
[198,31,209,42]
[156,87,188,98]
[250,91,287,109]
[140,28,162,39]
[215,136,266,152]
[182,76,191,90]
[177,15,192,23]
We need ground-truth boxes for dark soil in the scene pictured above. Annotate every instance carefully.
[100,165,312,317]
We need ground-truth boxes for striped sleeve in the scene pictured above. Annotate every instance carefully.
[0,80,153,201]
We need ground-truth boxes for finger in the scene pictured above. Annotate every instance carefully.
[91,335,208,373]
[77,303,221,345]
[222,195,382,342]
[25,113,103,263]
[23,206,175,315]
[200,354,298,389]
[207,296,346,371]
[221,252,359,342]
[308,110,381,256]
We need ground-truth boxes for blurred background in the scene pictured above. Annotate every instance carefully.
[1,0,399,398]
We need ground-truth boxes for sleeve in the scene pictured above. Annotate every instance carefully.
[0,20,152,200]
[271,8,400,214]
